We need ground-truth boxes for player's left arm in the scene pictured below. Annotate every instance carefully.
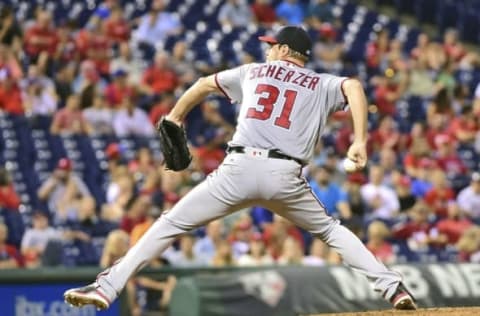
[342,78,368,169]
[166,75,220,125]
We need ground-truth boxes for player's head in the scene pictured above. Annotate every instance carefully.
[258,26,312,63]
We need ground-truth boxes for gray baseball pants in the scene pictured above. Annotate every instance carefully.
[97,150,402,302]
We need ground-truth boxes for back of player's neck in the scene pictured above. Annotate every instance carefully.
[280,58,305,68]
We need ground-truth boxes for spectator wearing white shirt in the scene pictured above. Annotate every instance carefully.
[113,97,155,137]
[360,165,400,219]
[83,93,114,135]
[302,239,327,266]
[237,232,274,266]
[168,234,207,267]
[21,211,60,268]
[218,0,254,28]
[22,78,57,116]
[110,42,145,86]
[457,172,480,220]
[133,0,182,47]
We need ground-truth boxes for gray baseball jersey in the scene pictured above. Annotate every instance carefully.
[215,60,347,163]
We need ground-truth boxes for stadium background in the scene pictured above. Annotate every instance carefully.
[0,0,480,315]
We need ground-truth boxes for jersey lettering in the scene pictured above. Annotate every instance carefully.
[246,83,298,129]
[248,65,320,91]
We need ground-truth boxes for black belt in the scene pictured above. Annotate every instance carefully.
[227,146,303,165]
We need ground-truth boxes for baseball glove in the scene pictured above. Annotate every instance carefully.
[156,117,192,171]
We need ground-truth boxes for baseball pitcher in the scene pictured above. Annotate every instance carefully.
[64,26,417,311]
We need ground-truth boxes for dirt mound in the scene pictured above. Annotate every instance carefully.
[310,307,480,316]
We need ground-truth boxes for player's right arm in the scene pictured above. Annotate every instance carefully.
[166,75,219,125]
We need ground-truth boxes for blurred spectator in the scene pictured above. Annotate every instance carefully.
[427,88,453,128]
[366,221,395,264]
[218,0,254,28]
[433,134,467,179]
[392,201,445,251]
[54,63,74,107]
[170,41,197,88]
[76,16,112,75]
[112,97,155,137]
[448,105,478,145]
[194,220,225,263]
[104,7,130,44]
[83,93,114,135]
[23,10,58,70]
[110,42,144,86]
[104,69,133,108]
[451,84,470,115]
[372,74,401,116]
[0,167,21,210]
[72,60,107,95]
[237,232,274,266]
[0,45,22,80]
[278,237,303,265]
[228,215,255,259]
[456,226,480,262]
[0,222,22,268]
[344,172,367,221]
[130,194,163,246]
[309,164,351,220]
[403,132,432,179]
[263,215,305,259]
[150,92,176,125]
[133,0,182,47]
[410,33,429,60]
[21,211,60,268]
[410,158,435,199]
[407,56,438,98]
[22,77,57,117]
[424,169,455,218]
[251,0,277,27]
[457,172,480,220]
[37,158,93,224]
[366,28,389,71]
[94,0,120,20]
[120,195,150,234]
[436,202,473,245]
[370,116,401,153]
[311,24,343,73]
[391,173,417,212]
[100,229,129,268]
[129,147,159,193]
[54,20,78,65]
[275,0,305,25]
[360,165,400,219]
[307,0,335,29]
[103,167,135,222]
[0,67,23,115]
[0,6,22,53]
[302,239,327,266]
[378,148,399,185]
[142,51,179,96]
[50,94,92,135]
[442,29,466,63]
[168,233,207,267]
[210,239,235,267]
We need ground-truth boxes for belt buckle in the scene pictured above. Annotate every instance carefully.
[243,147,269,160]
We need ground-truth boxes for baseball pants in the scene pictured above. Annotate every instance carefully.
[97,150,402,301]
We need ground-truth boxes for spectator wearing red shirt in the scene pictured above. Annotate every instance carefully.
[370,115,401,153]
[0,222,22,268]
[0,167,20,210]
[51,94,92,135]
[0,68,23,115]
[104,7,130,44]
[448,105,478,144]
[366,28,389,70]
[410,33,429,60]
[424,169,455,218]
[426,88,454,130]
[104,69,133,108]
[436,202,473,245]
[54,20,78,64]
[433,134,467,178]
[149,92,175,125]
[251,0,277,26]
[120,195,150,234]
[443,29,466,63]
[366,221,395,264]
[24,10,58,60]
[373,75,401,116]
[263,215,304,260]
[142,51,179,95]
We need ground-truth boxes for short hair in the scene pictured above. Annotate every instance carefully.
[287,48,308,63]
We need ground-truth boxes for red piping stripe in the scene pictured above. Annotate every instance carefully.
[214,74,232,102]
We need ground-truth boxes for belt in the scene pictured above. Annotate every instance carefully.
[227,146,303,165]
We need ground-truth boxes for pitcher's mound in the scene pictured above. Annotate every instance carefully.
[310,307,480,316]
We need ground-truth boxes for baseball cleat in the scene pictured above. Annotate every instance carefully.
[64,282,111,310]
[390,283,417,310]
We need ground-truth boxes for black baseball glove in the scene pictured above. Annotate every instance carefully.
[156,117,192,171]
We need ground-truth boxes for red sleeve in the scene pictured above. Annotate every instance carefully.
[424,190,435,206]
[1,186,21,209]
[403,154,416,168]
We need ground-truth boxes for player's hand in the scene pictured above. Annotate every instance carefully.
[346,141,367,170]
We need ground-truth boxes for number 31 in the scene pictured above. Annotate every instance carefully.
[246,84,297,129]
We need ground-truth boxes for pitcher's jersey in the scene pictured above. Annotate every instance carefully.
[215,60,348,163]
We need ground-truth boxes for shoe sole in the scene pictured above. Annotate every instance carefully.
[64,292,109,310]
[394,296,417,310]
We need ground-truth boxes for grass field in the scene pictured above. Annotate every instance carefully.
[310,307,480,315]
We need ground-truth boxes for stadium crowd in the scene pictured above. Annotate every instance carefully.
[1,0,480,313]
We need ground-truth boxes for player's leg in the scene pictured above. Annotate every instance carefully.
[64,164,252,309]
[261,164,416,310]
